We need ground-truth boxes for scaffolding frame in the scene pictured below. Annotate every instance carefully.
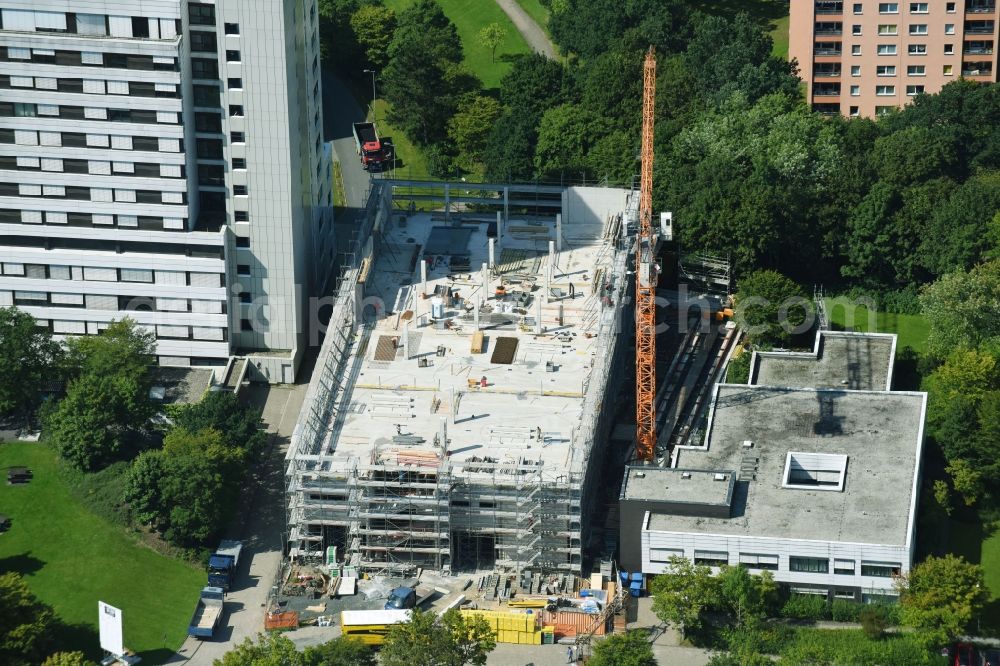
[286,181,631,575]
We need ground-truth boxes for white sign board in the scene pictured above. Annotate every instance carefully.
[98,601,124,657]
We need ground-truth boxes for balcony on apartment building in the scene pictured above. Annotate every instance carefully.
[967,2,996,14]
[962,60,994,77]
[814,63,842,77]
[964,40,995,55]
[813,82,842,97]
[812,103,841,116]
[815,1,844,15]
[965,20,996,34]
[814,41,843,56]
[815,21,843,36]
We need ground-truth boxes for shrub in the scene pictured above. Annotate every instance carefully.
[830,598,862,622]
[780,594,828,621]
[859,605,890,639]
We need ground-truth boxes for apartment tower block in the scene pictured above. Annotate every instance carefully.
[791,0,998,117]
[0,0,333,382]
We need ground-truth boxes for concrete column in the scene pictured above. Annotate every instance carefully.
[420,259,428,296]
[402,321,410,360]
[556,213,562,252]
[488,237,495,269]
[439,417,448,450]
[450,387,456,422]
[496,210,503,242]
[535,300,542,334]
[481,262,489,298]
[474,297,480,330]
[444,183,451,221]
[503,188,509,226]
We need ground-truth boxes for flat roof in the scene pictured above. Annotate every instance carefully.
[654,385,926,546]
[622,467,734,507]
[750,331,895,391]
[320,207,621,471]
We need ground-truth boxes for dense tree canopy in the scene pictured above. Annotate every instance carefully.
[588,630,656,666]
[734,270,811,347]
[381,608,495,666]
[214,633,304,666]
[0,573,55,666]
[898,555,989,646]
[0,307,61,422]
[45,319,155,470]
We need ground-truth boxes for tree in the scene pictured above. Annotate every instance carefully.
[350,5,397,69]
[650,556,718,636]
[123,449,167,525]
[304,636,376,666]
[0,307,61,423]
[47,318,156,470]
[215,633,304,666]
[42,653,97,666]
[172,391,266,459]
[588,631,655,666]
[381,608,495,666]
[683,12,799,107]
[478,23,507,64]
[859,605,890,639]
[483,108,539,182]
[498,53,566,120]
[382,0,466,145]
[946,458,983,507]
[898,554,988,646]
[715,565,777,629]
[920,259,1000,359]
[448,95,502,168]
[534,103,612,182]
[734,270,811,347]
[0,572,55,666]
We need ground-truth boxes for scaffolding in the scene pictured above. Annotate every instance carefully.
[286,181,632,576]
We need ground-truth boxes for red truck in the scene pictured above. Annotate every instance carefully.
[353,122,391,171]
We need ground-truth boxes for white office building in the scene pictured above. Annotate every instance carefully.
[0,0,333,382]
[619,332,926,601]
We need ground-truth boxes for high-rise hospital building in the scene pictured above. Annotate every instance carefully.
[0,0,334,382]
[791,0,998,117]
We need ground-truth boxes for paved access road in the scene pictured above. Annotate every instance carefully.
[167,382,307,666]
[494,0,557,59]
[321,70,372,210]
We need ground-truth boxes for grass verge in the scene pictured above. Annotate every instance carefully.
[370,98,430,181]
[770,14,790,59]
[514,0,550,34]
[333,160,347,209]
[824,296,930,355]
[383,0,532,89]
[0,441,203,662]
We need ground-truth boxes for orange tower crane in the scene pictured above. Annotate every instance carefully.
[635,47,658,462]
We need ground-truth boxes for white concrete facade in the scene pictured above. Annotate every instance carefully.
[0,0,333,378]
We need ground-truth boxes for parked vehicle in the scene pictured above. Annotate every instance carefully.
[352,122,391,171]
[340,609,411,645]
[207,540,242,591]
[188,587,225,639]
[384,586,416,610]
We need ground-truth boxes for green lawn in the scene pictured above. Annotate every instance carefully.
[770,14,790,59]
[825,296,931,355]
[383,0,532,89]
[371,98,430,181]
[0,442,203,662]
[514,0,550,35]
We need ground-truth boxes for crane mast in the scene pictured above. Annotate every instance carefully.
[635,47,657,462]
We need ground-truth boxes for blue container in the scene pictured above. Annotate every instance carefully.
[580,589,591,597]
[630,572,643,582]
[619,571,629,586]
[629,581,643,597]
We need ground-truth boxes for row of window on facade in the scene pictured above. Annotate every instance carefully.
[0,304,227,343]
[651,549,902,577]
[816,41,981,55]
[0,74,179,99]
[815,21,970,35]
[2,290,227,317]
[0,263,223,287]
[0,182,185,205]
[821,2,987,15]
[815,63,979,76]
[0,46,177,72]
[0,9,179,40]
[0,155,184,179]
[0,209,185,230]
[815,83,927,95]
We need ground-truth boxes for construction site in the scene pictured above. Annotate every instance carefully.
[286,181,636,577]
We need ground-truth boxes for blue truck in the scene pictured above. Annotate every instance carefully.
[207,540,243,591]
[188,587,225,639]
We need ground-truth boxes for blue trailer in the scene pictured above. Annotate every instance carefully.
[188,587,225,639]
